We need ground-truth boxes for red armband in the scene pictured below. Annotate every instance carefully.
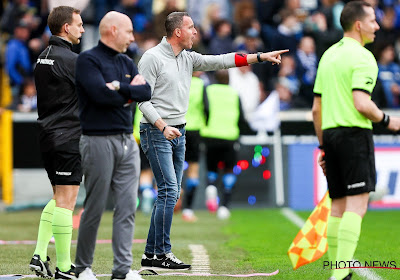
[235,53,248,67]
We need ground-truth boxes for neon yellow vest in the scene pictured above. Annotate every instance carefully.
[186,77,206,131]
[200,84,240,140]
[133,105,142,143]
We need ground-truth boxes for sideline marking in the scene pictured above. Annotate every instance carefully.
[281,207,384,280]
[189,244,211,274]
[0,239,146,245]
[137,269,279,277]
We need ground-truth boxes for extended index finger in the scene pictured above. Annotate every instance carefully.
[271,49,289,55]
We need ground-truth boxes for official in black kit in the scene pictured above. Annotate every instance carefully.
[29,6,85,280]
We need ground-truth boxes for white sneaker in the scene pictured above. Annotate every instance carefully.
[77,268,98,280]
[182,209,197,222]
[217,206,231,220]
[112,270,143,280]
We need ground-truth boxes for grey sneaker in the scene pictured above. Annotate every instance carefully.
[29,254,53,278]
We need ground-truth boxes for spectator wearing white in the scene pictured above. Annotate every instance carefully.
[228,64,261,122]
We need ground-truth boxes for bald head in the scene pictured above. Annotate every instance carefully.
[99,11,134,53]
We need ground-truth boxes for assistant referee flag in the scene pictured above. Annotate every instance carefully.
[288,192,331,270]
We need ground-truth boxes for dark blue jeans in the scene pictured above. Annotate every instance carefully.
[140,123,185,255]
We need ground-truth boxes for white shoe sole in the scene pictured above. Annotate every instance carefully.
[146,266,191,271]
[30,265,52,279]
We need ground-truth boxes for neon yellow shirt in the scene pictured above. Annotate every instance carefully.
[314,37,378,130]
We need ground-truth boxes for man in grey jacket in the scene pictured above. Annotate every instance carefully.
[138,11,287,270]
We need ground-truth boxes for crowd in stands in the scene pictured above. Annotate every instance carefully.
[1,0,400,130]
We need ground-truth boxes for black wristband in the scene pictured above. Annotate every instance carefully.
[257,52,263,63]
[318,145,324,150]
[162,125,169,133]
[380,113,390,127]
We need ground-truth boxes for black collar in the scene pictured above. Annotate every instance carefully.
[49,35,73,50]
[98,40,120,56]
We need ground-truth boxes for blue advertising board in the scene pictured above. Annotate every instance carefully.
[288,143,400,210]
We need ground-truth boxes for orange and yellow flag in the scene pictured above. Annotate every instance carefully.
[288,192,331,270]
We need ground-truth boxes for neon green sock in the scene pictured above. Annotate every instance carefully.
[52,207,73,272]
[327,216,341,263]
[333,211,362,280]
[34,199,56,260]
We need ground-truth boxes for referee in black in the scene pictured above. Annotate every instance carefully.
[30,6,84,280]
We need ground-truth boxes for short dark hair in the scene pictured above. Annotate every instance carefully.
[165,12,190,38]
[213,19,231,33]
[48,6,80,35]
[340,1,372,32]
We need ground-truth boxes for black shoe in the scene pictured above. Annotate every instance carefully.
[152,253,191,270]
[343,273,352,280]
[140,253,154,269]
[29,254,53,278]
[55,264,77,280]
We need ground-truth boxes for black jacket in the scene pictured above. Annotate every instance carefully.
[76,41,151,135]
[35,36,81,151]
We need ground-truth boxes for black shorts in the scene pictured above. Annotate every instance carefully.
[41,140,82,186]
[323,127,376,199]
[204,138,237,172]
[185,130,201,162]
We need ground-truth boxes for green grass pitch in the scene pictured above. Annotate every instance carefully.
[0,208,399,279]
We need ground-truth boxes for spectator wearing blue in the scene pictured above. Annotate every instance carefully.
[114,0,148,33]
[377,44,400,108]
[5,20,31,104]
[295,36,318,107]
[208,19,234,55]
[374,6,399,47]
[255,0,284,49]
[270,9,302,54]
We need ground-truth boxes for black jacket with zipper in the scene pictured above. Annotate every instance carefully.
[35,36,81,151]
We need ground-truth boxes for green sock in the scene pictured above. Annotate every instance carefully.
[333,211,362,280]
[327,216,341,263]
[34,199,56,260]
[52,207,73,272]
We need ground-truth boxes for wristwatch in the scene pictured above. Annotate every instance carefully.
[257,52,263,63]
[111,80,120,91]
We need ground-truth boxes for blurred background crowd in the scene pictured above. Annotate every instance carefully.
[1,0,400,131]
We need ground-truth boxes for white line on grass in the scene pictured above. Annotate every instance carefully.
[281,207,384,280]
[189,244,211,274]
[281,207,306,228]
